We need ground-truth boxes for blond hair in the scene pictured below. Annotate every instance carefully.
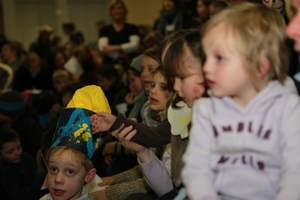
[48,146,94,172]
[52,68,71,83]
[285,0,293,20]
[202,2,289,84]
[108,0,128,17]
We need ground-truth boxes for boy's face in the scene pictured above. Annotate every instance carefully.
[197,0,209,20]
[0,138,22,164]
[149,72,169,111]
[141,56,160,92]
[202,25,257,107]
[47,150,88,200]
[286,0,300,53]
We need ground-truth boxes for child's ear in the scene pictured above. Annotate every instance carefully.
[257,58,270,78]
[85,168,96,183]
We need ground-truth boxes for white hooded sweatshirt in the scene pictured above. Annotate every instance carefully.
[182,77,300,200]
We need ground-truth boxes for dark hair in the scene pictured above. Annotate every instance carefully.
[161,29,208,107]
[97,65,119,79]
[61,80,86,96]
[40,127,55,159]
[62,20,75,31]
[143,47,162,66]
[142,31,164,49]
[160,29,193,63]
[163,29,205,77]
[201,0,211,7]
[2,41,24,59]
[0,126,20,150]
[128,67,141,77]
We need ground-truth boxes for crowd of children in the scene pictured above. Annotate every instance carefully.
[1,0,300,199]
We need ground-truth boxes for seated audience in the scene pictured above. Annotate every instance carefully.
[0,126,36,200]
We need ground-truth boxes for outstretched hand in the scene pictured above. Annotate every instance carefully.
[90,112,116,134]
[110,121,151,163]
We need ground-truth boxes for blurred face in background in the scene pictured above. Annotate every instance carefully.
[0,139,22,164]
[128,70,143,96]
[1,44,15,64]
[55,52,67,68]
[28,59,41,77]
[197,0,210,20]
[141,55,160,92]
[163,0,175,11]
[110,2,127,21]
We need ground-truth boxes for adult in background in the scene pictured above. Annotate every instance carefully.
[153,0,193,36]
[62,20,85,45]
[29,25,55,69]
[98,0,140,67]
[1,41,25,73]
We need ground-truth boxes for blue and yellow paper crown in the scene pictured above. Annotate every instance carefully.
[51,85,111,159]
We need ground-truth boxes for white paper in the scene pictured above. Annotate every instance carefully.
[84,174,107,193]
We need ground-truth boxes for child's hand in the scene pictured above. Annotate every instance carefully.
[98,177,115,186]
[111,123,148,155]
[121,129,146,154]
[90,112,116,133]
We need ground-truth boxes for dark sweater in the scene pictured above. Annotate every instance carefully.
[109,114,171,148]
[0,153,37,200]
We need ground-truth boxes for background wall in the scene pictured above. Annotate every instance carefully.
[1,0,162,51]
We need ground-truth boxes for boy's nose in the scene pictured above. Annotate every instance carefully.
[54,173,64,184]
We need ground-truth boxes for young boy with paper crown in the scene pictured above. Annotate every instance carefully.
[40,85,111,200]
[182,2,300,200]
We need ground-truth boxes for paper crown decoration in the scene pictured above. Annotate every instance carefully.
[51,85,111,159]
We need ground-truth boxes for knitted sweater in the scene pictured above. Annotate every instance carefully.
[106,165,155,200]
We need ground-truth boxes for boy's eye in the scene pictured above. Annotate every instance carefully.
[67,170,74,175]
[49,167,58,173]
